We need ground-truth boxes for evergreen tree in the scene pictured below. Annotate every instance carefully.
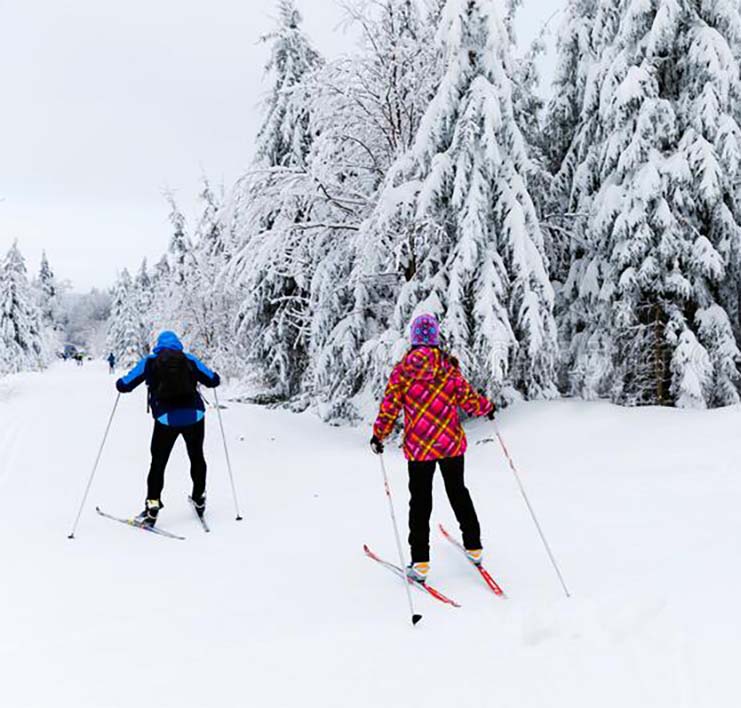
[155,192,196,339]
[254,0,323,168]
[135,258,152,298]
[541,0,600,283]
[134,259,154,354]
[106,269,145,367]
[316,0,558,418]
[149,255,172,332]
[154,254,171,282]
[36,250,58,327]
[194,179,228,260]
[554,0,741,407]
[166,193,192,288]
[227,0,323,400]
[0,242,47,374]
[307,0,444,409]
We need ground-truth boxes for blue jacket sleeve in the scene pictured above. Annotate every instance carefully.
[116,358,149,393]
[186,354,221,388]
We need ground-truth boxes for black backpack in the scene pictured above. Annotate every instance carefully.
[151,350,197,405]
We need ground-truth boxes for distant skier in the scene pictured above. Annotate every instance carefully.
[75,352,83,367]
[370,314,495,584]
[115,331,220,526]
[107,352,116,374]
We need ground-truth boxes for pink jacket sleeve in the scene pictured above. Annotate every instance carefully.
[373,364,405,440]
[454,370,495,417]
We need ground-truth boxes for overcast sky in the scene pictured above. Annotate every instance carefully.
[0,0,565,291]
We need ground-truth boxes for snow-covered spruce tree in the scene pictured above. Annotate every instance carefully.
[144,255,172,337]
[153,254,171,284]
[307,0,447,418]
[36,250,59,328]
[556,0,741,407]
[151,255,171,310]
[165,193,191,289]
[253,0,321,169]
[134,259,154,353]
[541,0,600,283]
[503,0,556,278]
[153,193,197,337]
[0,242,47,374]
[106,269,146,367]
[226,0,323,401]
[32,250,66,356]
[316,0,558,418]
[547,0,621,396]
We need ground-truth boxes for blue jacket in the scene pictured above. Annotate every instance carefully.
[116,331,221,427]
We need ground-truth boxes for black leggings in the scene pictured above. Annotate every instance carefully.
[147,420,207,501]
[408,455,481,563]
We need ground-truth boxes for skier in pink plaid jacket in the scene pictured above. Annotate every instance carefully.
[370,314,495,581]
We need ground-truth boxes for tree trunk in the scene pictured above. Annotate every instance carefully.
[653,303,665,406]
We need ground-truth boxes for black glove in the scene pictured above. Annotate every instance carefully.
[370,435,384,455]
[486,407,496,421]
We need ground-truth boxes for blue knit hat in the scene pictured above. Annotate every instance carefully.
[410,314,440,347]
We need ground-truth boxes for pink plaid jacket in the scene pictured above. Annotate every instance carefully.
[373,348,494,462]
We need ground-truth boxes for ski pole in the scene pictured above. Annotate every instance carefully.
[378,455,422,626]
[493,422,571,598]
[214,389,243,521]
[67,393,121,539]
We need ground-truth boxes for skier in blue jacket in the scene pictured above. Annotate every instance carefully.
[116,331,220,526]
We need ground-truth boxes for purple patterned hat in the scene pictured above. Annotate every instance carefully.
[410,314,440,347]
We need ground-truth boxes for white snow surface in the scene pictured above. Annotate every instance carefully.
[1,362,740,707]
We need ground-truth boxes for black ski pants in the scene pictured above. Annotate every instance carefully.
[408,455,481,563]
[147,420,207,501]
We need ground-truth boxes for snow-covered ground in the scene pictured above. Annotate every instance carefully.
[1,361,740,707]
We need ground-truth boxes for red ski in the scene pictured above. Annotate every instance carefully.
[438,524,506,598]
[363,544,461,608]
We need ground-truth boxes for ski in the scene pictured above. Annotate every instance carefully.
[363,544,461,608]
[187,496,210,533]
[439,524,506,598]
[96,506,186,541]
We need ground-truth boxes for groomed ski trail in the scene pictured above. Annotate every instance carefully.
[1,362,741,708]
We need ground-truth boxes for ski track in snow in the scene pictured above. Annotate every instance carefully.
[0,362,739,707]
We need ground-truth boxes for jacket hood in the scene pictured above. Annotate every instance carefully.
[153,331,184,354]
[402,347,450,382]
